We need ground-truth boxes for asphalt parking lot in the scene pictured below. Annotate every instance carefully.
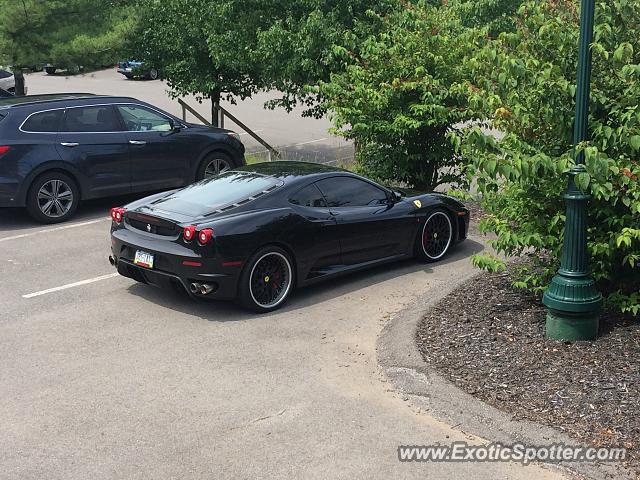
[0,199,568,479]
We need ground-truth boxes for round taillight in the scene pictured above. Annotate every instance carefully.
[183,225,196,242]
[110,207,126,224]
[198,228,213,245]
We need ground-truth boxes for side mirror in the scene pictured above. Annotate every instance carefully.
[387,191,402,204]
[171,120,182,132]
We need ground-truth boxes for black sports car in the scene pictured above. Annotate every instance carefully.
[109,162,470,312]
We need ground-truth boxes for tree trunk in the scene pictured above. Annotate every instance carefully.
[210,89,221,128]
[14,70,26,96]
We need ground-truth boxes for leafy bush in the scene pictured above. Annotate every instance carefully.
[321,3,478,191]
[464,0,640,314]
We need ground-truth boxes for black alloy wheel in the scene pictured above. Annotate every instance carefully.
[418,209,453,262]
[239,246,294,312]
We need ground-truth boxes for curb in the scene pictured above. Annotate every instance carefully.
[376,270,631,480]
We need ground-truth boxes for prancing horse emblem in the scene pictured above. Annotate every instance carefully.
[146,224,152,232]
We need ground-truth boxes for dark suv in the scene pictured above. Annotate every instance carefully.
[0,94,245,223]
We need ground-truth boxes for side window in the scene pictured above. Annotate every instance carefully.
[0,70,13,79]
[289,184,328,208]
[62,106,122,132]
[315,177,389,208]
[117,105,172,132]
[22,109,64,132]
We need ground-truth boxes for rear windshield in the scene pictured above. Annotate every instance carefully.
[148,171,281,216]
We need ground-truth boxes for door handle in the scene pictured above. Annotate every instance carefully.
[129,140,147,145]
[60,142,79,147]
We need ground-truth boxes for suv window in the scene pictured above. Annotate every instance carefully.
[62,105,122,132]
[0,70,12,79]
[22,109,63,132]
[117,104,172,132]
[289,184,327,208]
[315,177,389,208]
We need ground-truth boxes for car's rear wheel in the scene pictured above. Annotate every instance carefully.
[44,67,56,75]
[196,152,234,180]
[26,172,79,224]
[238,246,294,312]
[415,209,454,262]
[148,68,159,80]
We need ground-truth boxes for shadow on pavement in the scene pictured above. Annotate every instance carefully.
[123,239,485,323]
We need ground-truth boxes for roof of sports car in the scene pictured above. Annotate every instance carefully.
[235,161,345,180]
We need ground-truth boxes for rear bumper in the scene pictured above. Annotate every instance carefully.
[111,229,242,300]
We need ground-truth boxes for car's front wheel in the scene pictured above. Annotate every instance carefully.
[196,152,235,180]
[238,246,294,312]
[148,68,159,80]
[26,172,79,223]
[415,209,454,262]
[44,67,56,75]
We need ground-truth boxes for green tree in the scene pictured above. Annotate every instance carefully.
[252,0,399,118]
[0,0,137,94]
[135,0,274,126]
[135,0,398,125]
[465,0,640,314]
[456,0,521,36]
[321,2,478,191]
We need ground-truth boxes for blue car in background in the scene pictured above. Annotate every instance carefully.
[116,60,159,80]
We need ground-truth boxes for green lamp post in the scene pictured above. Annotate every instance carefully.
[542,0,602,341]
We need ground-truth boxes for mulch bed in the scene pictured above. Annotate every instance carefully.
[416,270,640,472]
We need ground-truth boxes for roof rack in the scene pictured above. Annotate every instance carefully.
[0,93,98,107]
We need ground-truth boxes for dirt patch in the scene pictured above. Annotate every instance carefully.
[416,271,639,472]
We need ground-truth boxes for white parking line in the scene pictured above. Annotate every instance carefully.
[290,138,329,147]
[22,273,119,299]
[249,137,331,156]
[238,129,264,136]
[0,218,108,243]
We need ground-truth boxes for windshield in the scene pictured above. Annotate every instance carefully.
[148,171,281,216]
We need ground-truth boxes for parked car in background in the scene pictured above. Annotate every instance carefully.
[0,69,15,93]
[0,93,245,223]
[44,64,83,75]
[117,60,159,80]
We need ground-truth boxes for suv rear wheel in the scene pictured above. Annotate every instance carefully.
[26,172,79,223]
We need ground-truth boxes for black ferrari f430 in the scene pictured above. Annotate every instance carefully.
[109,162,469,312]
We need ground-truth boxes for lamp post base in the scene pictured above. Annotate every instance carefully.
[543,273,602,341]
[545,309,599,341]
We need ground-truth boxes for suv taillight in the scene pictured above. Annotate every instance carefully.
[0,146,10,157]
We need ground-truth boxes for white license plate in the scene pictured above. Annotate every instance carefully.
[134,250,154,269]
